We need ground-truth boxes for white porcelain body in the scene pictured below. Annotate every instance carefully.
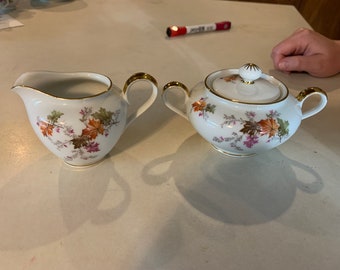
[12,71,158,166]
[163,72,328,157]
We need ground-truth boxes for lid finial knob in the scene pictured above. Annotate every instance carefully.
[239,63,262,84]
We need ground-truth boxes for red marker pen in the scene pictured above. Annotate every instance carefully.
[166,21,231,38]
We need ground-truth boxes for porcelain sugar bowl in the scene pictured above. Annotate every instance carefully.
[12,71,158,166]
[162,63,328,157]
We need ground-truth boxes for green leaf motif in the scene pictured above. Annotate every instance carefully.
[71,135,90,149]
[91,107,115,126]
[205,104,216,114]
[47,110,64,124]
[277,118,289,138]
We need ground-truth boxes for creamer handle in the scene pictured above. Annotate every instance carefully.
[123,72,158,128]
[162,81,190,120]
[296,87,328,120]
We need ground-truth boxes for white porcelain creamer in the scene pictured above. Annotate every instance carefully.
[13,71,158,166]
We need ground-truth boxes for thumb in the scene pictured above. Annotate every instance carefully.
[278,55,314,73]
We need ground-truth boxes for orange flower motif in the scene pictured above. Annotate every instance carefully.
[82,118,104,140]
[192,99,207,112]
[39,122,54,137]
[258,118,279,138]
[223,75,239,83]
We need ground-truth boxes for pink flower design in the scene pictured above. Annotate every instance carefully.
[85,141,100,153]
[243,135,259,148]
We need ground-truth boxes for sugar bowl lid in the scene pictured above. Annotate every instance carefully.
[205,63,288,104]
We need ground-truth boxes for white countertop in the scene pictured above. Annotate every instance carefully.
[1,0,340,269]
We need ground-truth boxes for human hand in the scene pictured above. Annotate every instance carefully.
[271,28,340,77]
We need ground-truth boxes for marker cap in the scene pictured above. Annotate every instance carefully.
[216,21,231,30]
[166,26,187,37]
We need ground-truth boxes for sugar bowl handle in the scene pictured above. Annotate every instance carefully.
[296,87,328,120]
[162,81,190,120]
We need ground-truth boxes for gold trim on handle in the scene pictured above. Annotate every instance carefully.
[296,87,328,101]
[123,72,158,94]
[163,81,190,96]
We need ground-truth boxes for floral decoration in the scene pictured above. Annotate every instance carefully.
[191,97,216,119]
[222,74,239,83]
[191,97,290,152]
[36,107,120,161]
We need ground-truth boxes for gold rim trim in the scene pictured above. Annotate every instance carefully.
[11,71,113,101]
[296,87,328,101]
[123,72,158,94]
[204,69,290,105]
[211,144,256,157]
[163,81,190,96]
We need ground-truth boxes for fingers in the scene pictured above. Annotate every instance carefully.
[271,28,340,77]
[276,54,330,77]
[271,28,313,69]
[276,55,310,73]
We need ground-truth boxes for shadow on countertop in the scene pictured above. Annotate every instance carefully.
[0,157,130,250]
[142,133,324,225]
